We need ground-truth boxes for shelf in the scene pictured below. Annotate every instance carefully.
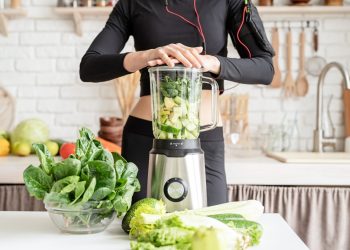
[54,6,350,36]
[0,8,27,36]
[54,7,113,36]
[257,6,350,19]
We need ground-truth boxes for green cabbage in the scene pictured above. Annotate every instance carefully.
[11,119,50,150]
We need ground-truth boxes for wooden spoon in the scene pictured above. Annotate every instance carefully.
[283,28,295,98]
[270,27,282,88]
[296,28,309,97]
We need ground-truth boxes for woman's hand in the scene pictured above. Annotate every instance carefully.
[146,43,203,68]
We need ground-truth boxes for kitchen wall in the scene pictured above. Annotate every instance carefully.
[0,0,349,151]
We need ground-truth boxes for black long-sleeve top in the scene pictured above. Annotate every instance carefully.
[80,0,274,96]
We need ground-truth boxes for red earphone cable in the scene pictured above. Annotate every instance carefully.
[236,6,252,59]
[165,0,206,54]
[193,0,206,44]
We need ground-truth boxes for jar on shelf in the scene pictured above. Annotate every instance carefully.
[96,0,106,7]
[10,0,21,8]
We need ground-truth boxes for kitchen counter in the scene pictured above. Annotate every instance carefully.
[1,152,350,186]
[0,212,309,250]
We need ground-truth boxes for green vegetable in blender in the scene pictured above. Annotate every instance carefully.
[23,127,140,228]
[155,76,200,140]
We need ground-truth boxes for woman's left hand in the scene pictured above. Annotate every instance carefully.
[195,54,221,75]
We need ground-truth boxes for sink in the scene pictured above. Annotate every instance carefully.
[266,151,350,164]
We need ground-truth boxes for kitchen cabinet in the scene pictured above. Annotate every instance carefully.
[0,212,309,250]
[1,154,349,250]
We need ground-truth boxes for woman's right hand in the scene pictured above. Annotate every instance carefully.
[146,43,203,68]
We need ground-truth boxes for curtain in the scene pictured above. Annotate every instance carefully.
[228,185,350,250]
[0,185,45,211]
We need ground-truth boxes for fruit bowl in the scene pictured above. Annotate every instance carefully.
[45,201,116,234]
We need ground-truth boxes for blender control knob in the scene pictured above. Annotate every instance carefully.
[163,178,188,202]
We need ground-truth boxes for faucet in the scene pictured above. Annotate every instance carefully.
[313,62,350,152]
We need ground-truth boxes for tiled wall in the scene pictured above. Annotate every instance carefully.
[0,0,349,151]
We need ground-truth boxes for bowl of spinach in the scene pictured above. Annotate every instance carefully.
[23,127,140,234]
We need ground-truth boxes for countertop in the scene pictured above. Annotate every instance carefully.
[1,152,350,186]
[0,212,309,250]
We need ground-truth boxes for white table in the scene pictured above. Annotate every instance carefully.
[0,212,309,250]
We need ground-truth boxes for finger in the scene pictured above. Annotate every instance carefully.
[176,43,203,54]
[165,45,192,67]
[159,50,175,67]
[173,44,202,68]
[147,59,158,67]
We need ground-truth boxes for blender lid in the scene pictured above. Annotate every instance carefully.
[148,65,204,74]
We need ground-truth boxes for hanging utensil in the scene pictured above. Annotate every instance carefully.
[270,26,282,88]
[283,26,295,98]
[295,26,309,96]
[306,23,326,77]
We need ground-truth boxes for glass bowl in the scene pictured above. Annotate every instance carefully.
[45,201,116,234]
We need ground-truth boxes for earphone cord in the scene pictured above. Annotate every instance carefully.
[165,0,206,54]
[223,4,253,92]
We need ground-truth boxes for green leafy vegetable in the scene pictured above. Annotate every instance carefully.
[87,160,116,190]
[51,158,81,181]
[23,165,53,200]
[23,127,140,228]
[155,75,201,140]
[43,192,70,205]
[80,177,96,204]
[130,214,244,250]
[33,143,55,175]
[51,176,80,193]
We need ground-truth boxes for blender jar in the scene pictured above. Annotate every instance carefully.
[149,66,218,140]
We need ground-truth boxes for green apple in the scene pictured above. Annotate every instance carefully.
[12,141,31,156]
[45,140,59,156]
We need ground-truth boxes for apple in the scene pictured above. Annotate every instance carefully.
[45,141,59,156]
[59,143,76,159]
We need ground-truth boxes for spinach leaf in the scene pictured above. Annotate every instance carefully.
[23,165,53,200]
[91,187,113,201]
[80,177,96,204]
[51,176,80,193]
[81,166,90,182]
[43,192,70,205]
[52,158,81,181]
[75,128,102,165]
[122,162,139,187]
[89,149,114,166]
[113,185,136,215]
[87,160,116,190]
[60,183,77,194]
[115,159,125,180]
[70,181,86,205]
[112,152,127,164]
[33,143,55,175]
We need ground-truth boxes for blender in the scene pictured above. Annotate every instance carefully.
[147,66,218,212]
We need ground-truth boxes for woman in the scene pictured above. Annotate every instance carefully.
[80,0,274,205]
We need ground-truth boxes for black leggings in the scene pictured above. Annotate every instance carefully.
[121,116,228,206]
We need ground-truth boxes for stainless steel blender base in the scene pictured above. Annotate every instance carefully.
[147,153,207,212]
